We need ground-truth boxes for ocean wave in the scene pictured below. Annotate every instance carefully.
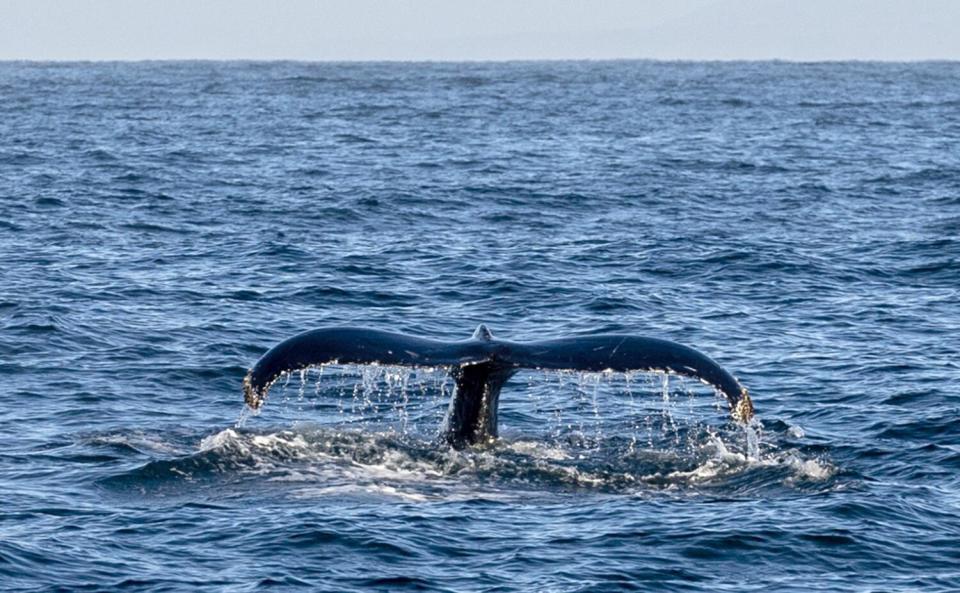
[96,418,836,502]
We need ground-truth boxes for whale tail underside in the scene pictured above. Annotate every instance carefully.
[243,325,753,447]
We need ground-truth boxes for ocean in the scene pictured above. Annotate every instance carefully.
[1,60,959,592]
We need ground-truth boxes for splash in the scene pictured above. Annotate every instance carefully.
[154,364,837,498]
[157,421,832,500]
[250,365,765,452]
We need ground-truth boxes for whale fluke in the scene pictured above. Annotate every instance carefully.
[243,325,753,447]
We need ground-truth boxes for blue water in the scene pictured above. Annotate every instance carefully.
[1,61,959,592]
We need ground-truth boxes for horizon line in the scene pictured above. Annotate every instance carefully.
[3,57,960,65]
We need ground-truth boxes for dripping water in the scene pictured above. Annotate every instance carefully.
[247,364,770,465]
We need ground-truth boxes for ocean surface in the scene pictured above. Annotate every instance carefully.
[1,61,958,592]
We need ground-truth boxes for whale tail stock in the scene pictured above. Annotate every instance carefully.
[243,324,753,447]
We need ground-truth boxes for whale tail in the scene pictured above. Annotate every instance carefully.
[243,325,753,447]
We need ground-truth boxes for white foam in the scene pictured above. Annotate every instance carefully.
[660,433,834,485]
[504,439,571,460]
[783,454,834,482]
[199,428,240,451]
[192,420,835,499]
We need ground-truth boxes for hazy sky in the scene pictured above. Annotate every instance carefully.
[2,0,959,61]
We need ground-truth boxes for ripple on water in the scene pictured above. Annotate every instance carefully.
[3,61,960,592]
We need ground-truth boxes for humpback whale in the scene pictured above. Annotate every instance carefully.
[243,325,753,447]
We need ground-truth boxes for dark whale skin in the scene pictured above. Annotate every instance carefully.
[244,325,753,447]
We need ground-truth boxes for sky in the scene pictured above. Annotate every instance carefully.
[1,0,959,61]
